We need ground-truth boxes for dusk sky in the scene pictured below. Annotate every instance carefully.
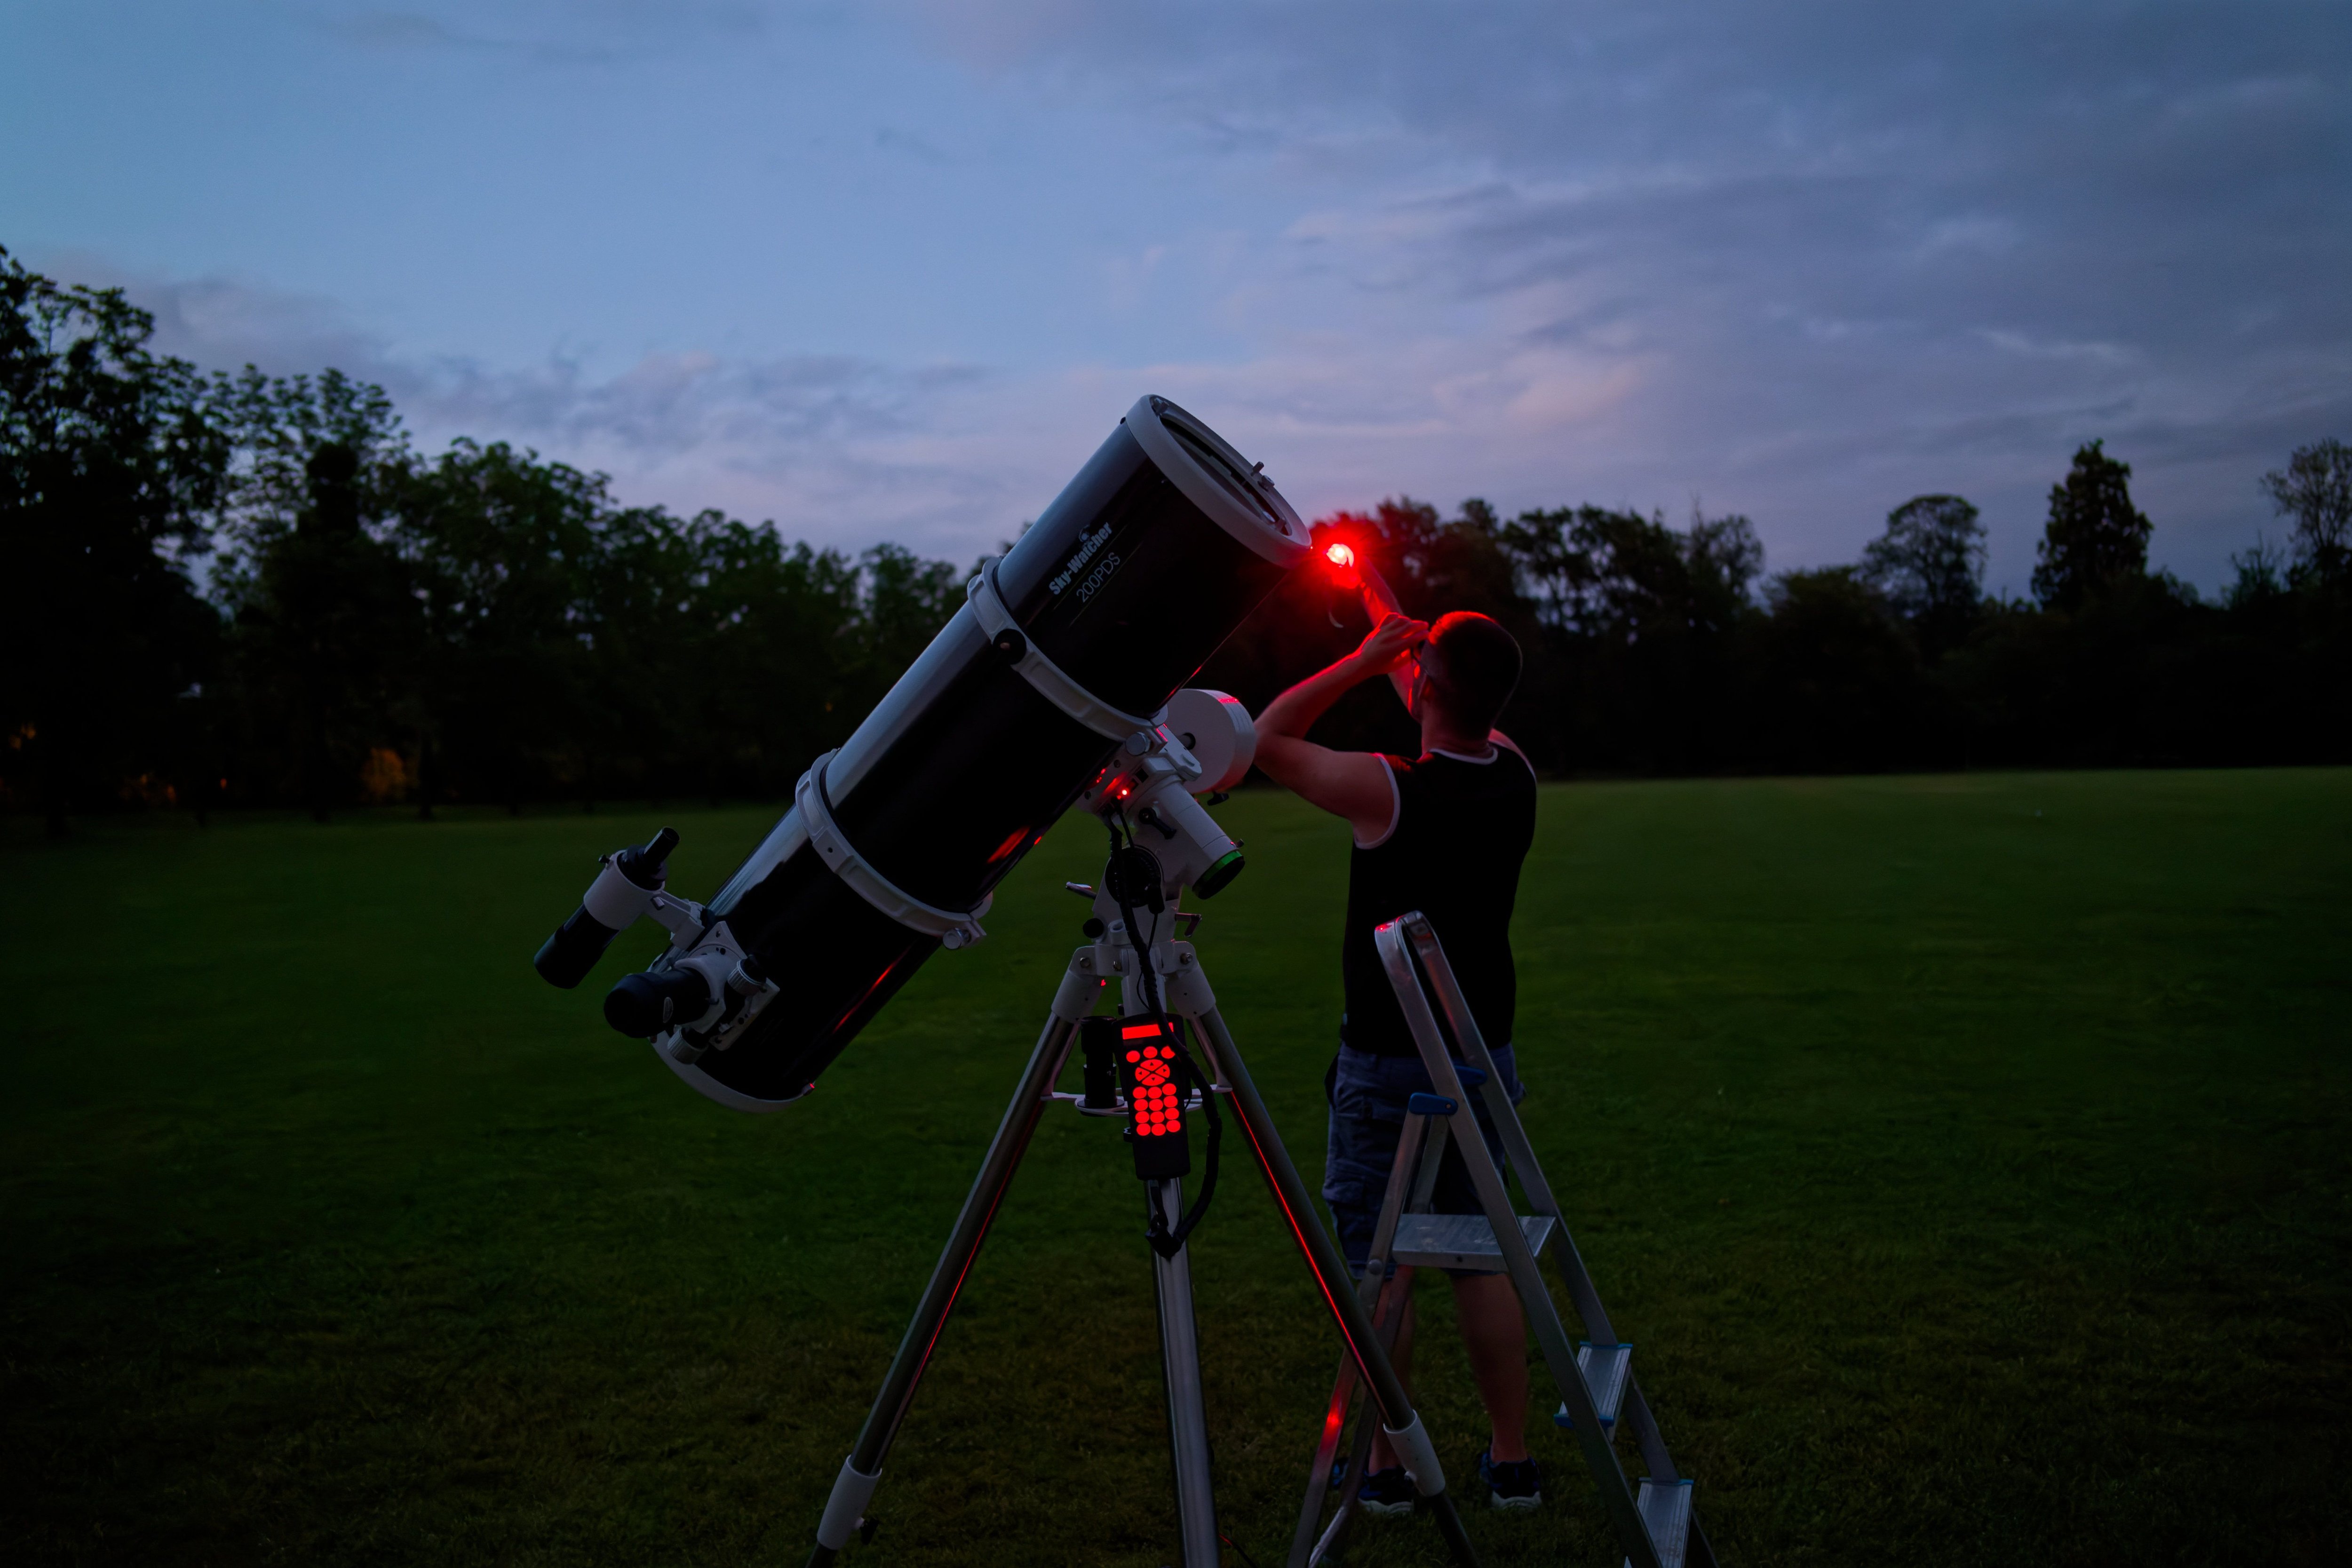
[8,1,2346,592]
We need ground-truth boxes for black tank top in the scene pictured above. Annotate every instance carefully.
[1339,742,1538,1057]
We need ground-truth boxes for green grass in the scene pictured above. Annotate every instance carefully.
[3,770,2348,1567]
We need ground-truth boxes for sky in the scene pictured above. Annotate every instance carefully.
[6,0,2347,593]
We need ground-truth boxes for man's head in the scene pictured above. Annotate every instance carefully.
[1414,612,1523,737]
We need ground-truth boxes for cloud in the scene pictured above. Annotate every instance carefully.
[32,1,2348,588]
[315,1,767,64]
[31,254,1032,556]
[973,1,2347,584]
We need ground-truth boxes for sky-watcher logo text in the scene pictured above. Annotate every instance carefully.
[1049,522,1116,596]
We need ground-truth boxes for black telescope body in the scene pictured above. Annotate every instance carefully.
[593,396,1307,1111]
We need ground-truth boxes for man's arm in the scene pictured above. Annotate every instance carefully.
[1351,567,1420,716]
[1254,613,1427,843]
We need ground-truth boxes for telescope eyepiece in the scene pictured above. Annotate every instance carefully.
[531,827,682,989]
[613,826,679,889]
[604,967,712,1039]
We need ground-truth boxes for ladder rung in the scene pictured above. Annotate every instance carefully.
[1625,1478,1693,1568]
[1388,1211,1556,1272]
[1554,1341,1632,1429]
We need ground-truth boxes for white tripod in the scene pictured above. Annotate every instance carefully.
[802,738,1486,1568]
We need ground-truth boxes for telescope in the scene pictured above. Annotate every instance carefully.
[526,397,1491,1568]
[533,395,1308,1109]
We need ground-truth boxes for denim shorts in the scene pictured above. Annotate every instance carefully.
[1321,1043,1526,1278]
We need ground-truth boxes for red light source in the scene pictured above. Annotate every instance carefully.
[1320,538,1365,595]
[1117,1014,1193,1171]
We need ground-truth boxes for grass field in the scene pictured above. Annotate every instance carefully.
[4,770,2348,1567]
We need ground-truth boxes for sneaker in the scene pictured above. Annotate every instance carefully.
[1357,1465,1415,1516]
[1478,1449,1542,1511]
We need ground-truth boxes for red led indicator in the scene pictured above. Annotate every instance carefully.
[1325,542,1355,569]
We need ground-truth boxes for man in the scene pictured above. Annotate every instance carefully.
[1253,606,1542,1513]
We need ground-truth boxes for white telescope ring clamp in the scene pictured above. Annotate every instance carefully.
[795,751,992,949]
[968,558,1162,741]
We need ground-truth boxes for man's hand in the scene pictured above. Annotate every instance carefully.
[1356,613,1429,672]
[1252,613,1426,846]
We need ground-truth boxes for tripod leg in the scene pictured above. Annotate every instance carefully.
[1149,1178,1222,1568]
[1309,1267,1414,1568]
[803,962,1097,1568]
[1184,1003,1484,1568]
[1290,1106,1433,1566]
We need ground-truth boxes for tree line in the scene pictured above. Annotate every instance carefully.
[6,247,2348,833]
[1208,441,2349,777]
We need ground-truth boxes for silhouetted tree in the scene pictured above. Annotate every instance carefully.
[229,442,418,819]
[855,542,964,688]
[1861,493,1985,658]
[0,247,228,833]
[391,440,607,812]
[211,370,414,819]
[686,517,864,798]
[12,237,2352,814]
[2033,441,2151,611]
[1746,567,1921,771]
[1499,502,1760,770]
[2260,438,2351,582]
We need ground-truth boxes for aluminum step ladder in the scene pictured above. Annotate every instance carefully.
[1287,911,1714,1568]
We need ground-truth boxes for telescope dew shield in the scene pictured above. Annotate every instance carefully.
[640,396,1309,1110]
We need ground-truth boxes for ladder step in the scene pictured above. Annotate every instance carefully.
[1554,1341,1632,1429]
[1389,1211,1556,1273]
[1625,1478,1693,1568]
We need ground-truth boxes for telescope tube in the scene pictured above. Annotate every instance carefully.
[634,396,1308,1110]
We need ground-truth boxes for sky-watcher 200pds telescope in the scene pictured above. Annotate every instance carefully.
[529,399,1490,1567]
[532,395,1310,1109]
